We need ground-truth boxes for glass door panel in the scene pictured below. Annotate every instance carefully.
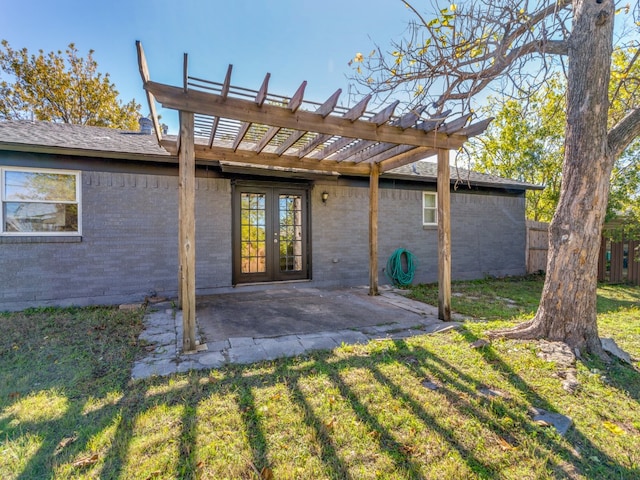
[278,194,303,272]
[240,193,266,274]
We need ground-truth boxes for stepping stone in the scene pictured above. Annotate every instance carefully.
[601,338,633,365]
[470,339,490,349]
[477,387,508,398]
[421,379,440,391]
[196,351,226,368]
[298,333,339,351]
[228,336,255,348]
[529,407,573,436]
[228,344,269,365]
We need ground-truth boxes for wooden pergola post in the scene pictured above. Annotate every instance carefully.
[369,163,380,296]
[437,148,452,321]
[178,111,197,352]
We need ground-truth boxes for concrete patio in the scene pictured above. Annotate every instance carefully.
[131,286,462,379]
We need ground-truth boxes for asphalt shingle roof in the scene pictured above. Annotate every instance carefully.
[0,120,170,158]
[0,120,539,190]
[388,161,540,191]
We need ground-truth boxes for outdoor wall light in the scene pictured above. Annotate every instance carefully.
[321,191,329,204]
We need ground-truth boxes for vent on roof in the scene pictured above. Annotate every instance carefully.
[139,117,153,134]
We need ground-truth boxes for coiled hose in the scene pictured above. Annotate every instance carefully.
[385,248,416,287]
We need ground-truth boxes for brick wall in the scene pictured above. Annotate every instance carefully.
[1,170,231,310]
[1,165,525,310]
[312,182,526,287]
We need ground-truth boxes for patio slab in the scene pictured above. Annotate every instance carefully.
[131,286,462,380]
[195,287,436,342]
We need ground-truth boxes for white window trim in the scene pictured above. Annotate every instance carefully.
[1,166,82,236]
[422,191,438,226]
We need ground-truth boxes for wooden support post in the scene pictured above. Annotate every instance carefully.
[437,148,451,321]
[179,111,197,352]
[369,163,380,296]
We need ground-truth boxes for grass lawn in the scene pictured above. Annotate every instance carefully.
[1,277,639,479]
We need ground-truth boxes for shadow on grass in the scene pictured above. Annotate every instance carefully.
[453,327,640,478]
[2,309,639,479]
[286,377,354,479]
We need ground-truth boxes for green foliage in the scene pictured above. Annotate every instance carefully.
[0,40,140,129]
[470,51,640,224]
[468,76,565,222]
[607,48,640,235]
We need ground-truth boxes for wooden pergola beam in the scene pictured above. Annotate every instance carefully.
[288,81,307,112]
[208,64,233,147]
[379,147,438,173]
[310,100,400,160]
[440,113,472,134]
[274,89,341,155]
[187,143,371,175]
[144,81,466,150]
[233,73,271,151]
[394,105,427,129]
[457,117,494,137]
[417,109,451,132]
[135,41,162,143]
[296,94,373,158]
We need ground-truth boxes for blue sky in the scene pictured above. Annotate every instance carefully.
[1,0,417,134]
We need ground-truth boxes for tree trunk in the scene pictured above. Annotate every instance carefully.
[492,0,615,357]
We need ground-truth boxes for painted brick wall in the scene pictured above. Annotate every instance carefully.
[1,168,525,310]
[1,171,231,310]
[312,183,526,287]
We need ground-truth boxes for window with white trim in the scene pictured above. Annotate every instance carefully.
[423,192,437,226]
[1,167,81,235]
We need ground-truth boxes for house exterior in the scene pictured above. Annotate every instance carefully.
[0,120,534,311]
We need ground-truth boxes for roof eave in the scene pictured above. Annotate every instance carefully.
[382,172,543,191]
[0,142,174,164]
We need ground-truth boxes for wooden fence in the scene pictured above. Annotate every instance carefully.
[598,237,640,285]
[525,220,550,274]
[526,220,640,285]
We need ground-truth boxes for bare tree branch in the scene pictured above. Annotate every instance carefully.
[608,107,640,159]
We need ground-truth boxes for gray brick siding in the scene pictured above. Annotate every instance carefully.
[312,183,526,287]
[1,167,525,310]
[1,171,231,310]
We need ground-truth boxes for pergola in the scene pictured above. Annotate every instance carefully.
[135,41,491,353]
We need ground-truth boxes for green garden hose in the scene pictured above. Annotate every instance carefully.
[385,248,416,287]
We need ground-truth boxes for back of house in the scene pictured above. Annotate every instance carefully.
[0,120,534,310]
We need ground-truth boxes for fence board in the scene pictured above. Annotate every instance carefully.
[526,221,549,273]
[629,240,640,286]
[610,240,625,283]
[597,236,608,282]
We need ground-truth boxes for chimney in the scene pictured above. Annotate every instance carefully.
[138,117,153,135]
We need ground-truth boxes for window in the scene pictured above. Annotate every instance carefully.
[1,167,81,235]
[423,192,437,226]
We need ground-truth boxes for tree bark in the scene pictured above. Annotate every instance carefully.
[492,0,616,357]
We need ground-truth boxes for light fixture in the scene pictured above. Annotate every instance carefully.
[321,191,329,204]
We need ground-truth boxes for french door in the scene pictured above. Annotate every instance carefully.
[232,183,309,284]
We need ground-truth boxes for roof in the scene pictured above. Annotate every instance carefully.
[0,120,171,161]
[388,161,541,191]
[0,120,539,191]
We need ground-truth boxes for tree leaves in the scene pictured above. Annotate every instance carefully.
[468,76,565,222]
[0,40,140,129]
